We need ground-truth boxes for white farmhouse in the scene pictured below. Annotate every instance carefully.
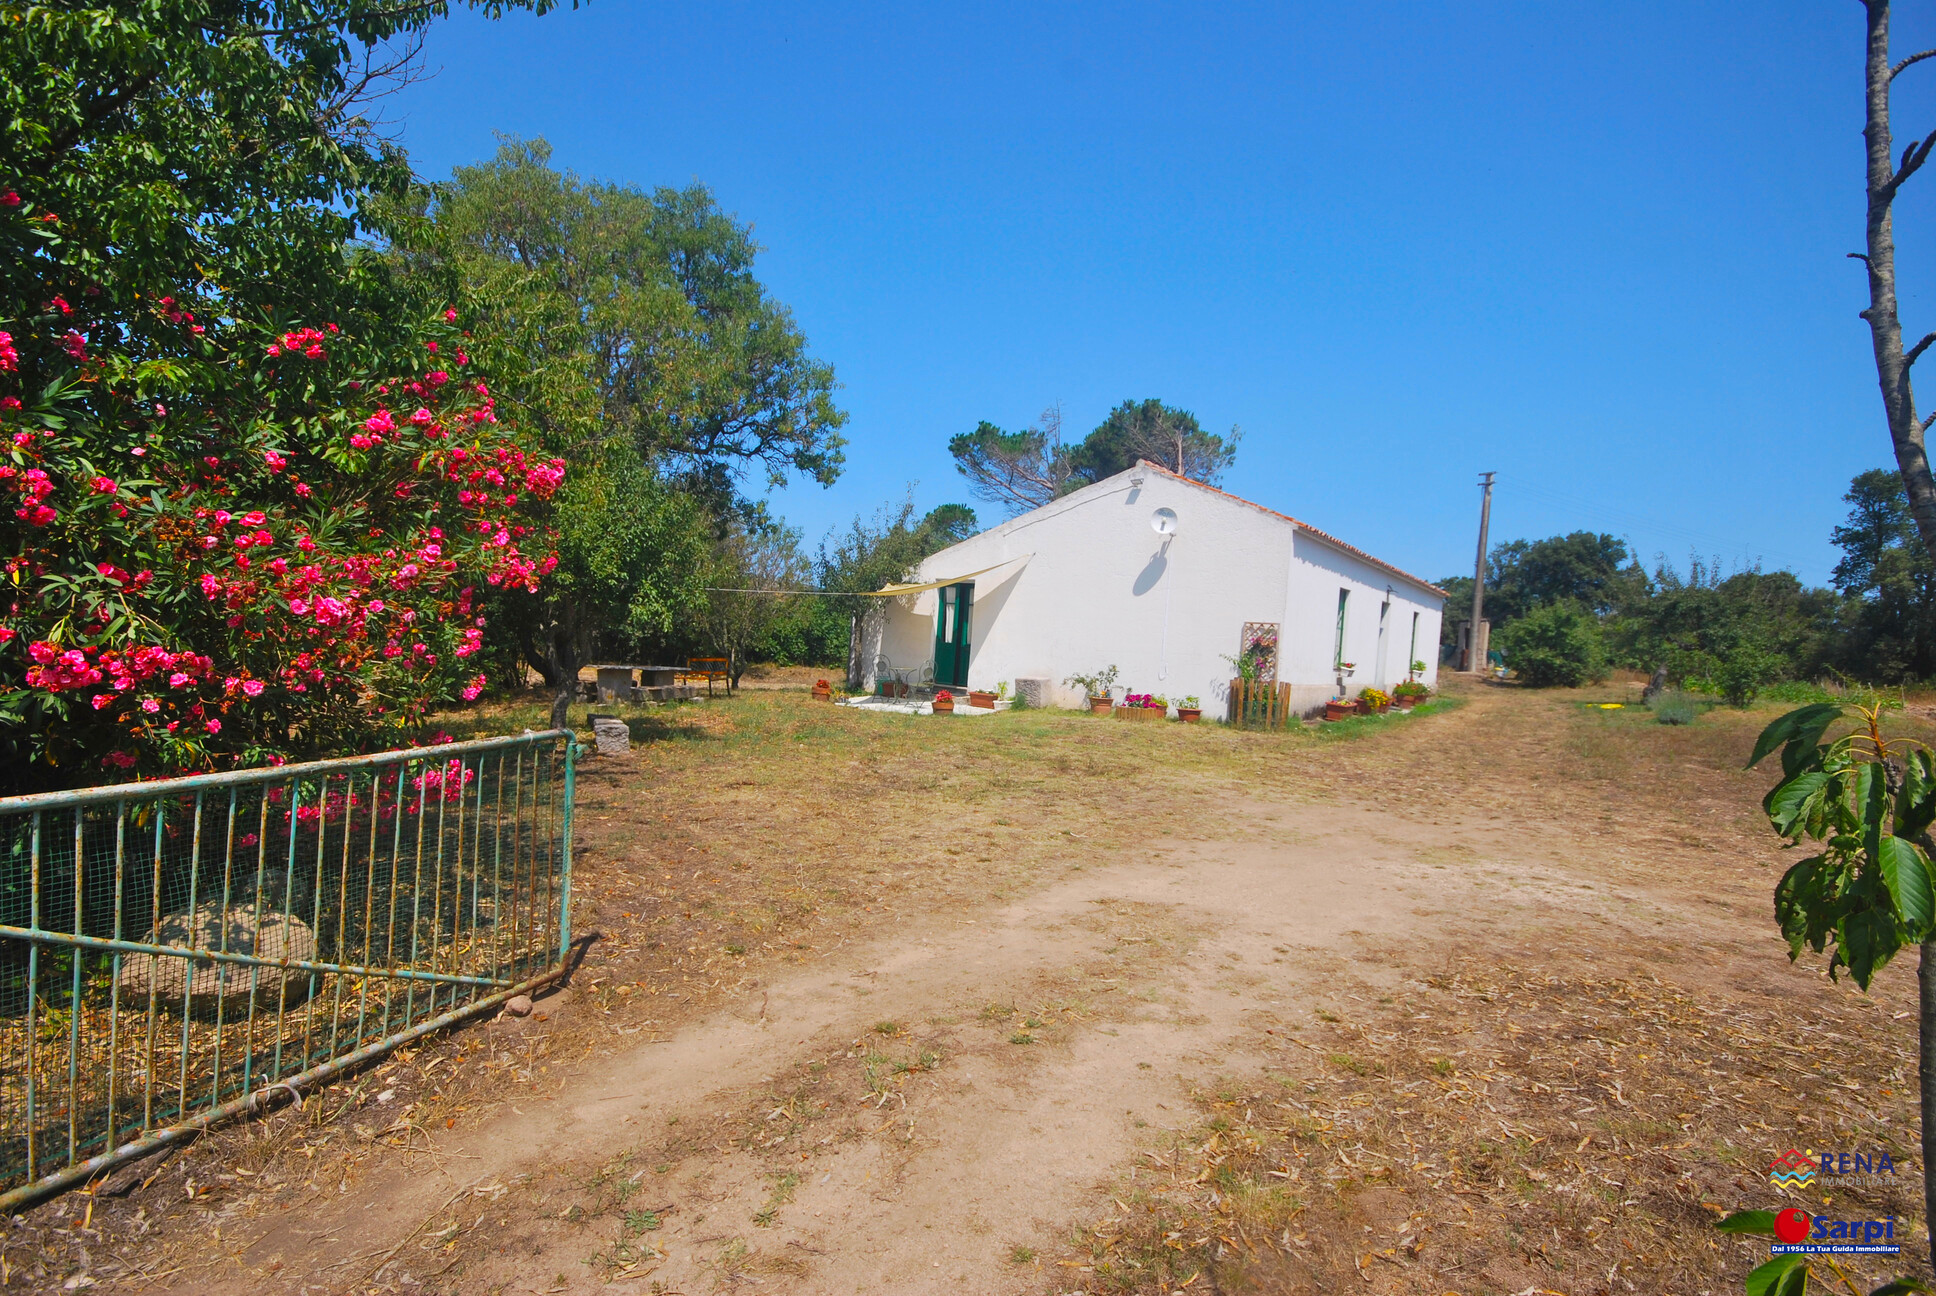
[852,461,1445,718]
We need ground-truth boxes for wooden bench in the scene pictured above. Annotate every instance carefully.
[683,657,730,696]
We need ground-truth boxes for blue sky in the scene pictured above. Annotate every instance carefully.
[389,2,1936,587]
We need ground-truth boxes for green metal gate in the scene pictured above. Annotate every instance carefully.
[0,730,577,1209]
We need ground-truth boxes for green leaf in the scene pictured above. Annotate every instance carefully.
[1768,771,1830,837]
[1900,749,1936,837]
[1748,703,1844,770]
[1746,1254,1811,1296]
[1841,905,1904,990]
[1869,1281,1932,1296]
[1776,855,1843,958]
[1856,763,1889,863]
[1879,835,1935,934]
[1714,1209,1778,1235]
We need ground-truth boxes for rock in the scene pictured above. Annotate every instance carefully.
[115,901,317,1016]
[504,994,534,1017]
[590,715,630,756]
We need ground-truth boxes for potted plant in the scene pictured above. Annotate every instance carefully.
[1357,686,1391,714]
[1176,695,1202,723]
[1118,692,1167,720]
[812,678,833,702]
[1064,666,1119,716]
[1324,697,1355,722]
[931,689,955,714]
[968,684,999,709]
[1392,680,1428,710]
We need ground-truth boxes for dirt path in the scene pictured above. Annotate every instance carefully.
[192,749,1737,1294]
[28,682,1925,1294]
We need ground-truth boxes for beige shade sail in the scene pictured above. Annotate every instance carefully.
[865,555,1031,597]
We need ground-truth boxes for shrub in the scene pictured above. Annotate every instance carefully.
[1713,642,1783,707]
[1759,680,1839,706]
[1492,602,1607,688]
[1648,689,1700,725]
[0,307,560,791]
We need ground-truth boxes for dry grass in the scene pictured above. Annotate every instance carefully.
[10,677,1931,1294]
[1057,944,1919,1294]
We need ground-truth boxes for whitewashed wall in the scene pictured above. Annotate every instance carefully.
[867,466,1442,718]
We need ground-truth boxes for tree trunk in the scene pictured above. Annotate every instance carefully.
[543,594,584,732]
[1862,1,1936,561]
[1922,939,1936,1274]
[1862,6,1936,1272]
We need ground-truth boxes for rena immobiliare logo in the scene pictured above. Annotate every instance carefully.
[1768,1149,1817,1189]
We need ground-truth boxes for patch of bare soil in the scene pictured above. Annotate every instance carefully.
[6,681,1924,1295]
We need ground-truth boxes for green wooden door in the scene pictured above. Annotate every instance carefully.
[933,582,973,688]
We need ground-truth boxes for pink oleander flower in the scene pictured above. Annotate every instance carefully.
[205,718,221,734]
[89,476,116,494]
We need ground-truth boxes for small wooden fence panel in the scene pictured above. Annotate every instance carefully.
[1227,678,1295,730]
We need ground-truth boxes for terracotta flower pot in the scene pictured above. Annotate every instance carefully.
[1395,695,1417,710]
[1178,708,1201,723]
[811,679,832,701]
[1325,701,1354,722]
[932,696,954,714]
[968,690,998,710]
[1089,696,1113,716]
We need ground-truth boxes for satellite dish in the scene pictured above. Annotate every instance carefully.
[1150,507,1178,536]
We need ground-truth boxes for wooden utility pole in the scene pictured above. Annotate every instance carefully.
[1469,472,1494,673]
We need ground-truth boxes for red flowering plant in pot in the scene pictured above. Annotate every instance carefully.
[931,689,954,713]
[0,302,563,793]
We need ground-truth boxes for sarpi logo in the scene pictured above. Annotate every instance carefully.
[1768,1149,1816,1189]
[1771,1207,1901,1256]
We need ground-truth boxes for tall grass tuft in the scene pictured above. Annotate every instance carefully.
[1648,689,1700,726]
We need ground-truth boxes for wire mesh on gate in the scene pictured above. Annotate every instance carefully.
[0,730,576,1198]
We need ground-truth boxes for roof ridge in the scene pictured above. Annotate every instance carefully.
[1133,460,1448,597]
